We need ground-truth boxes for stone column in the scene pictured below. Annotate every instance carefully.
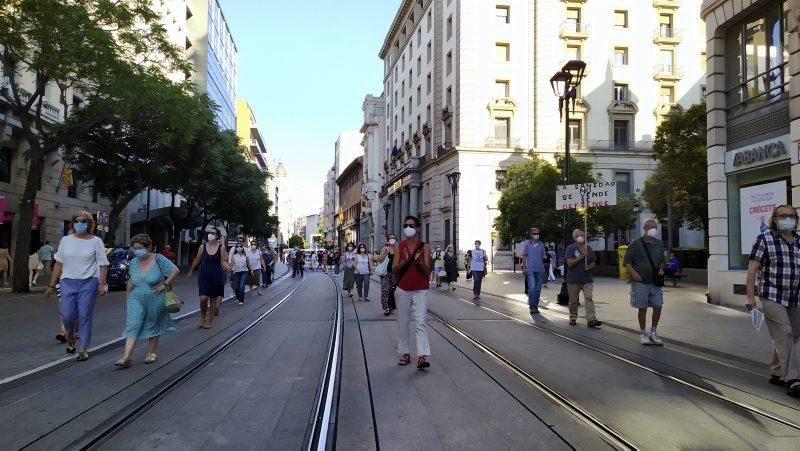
[401,188,410,219]
[409,184,419,218]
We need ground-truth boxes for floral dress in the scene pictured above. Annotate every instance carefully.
[123,254,177,340]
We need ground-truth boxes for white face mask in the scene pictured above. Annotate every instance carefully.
[404,227,417,238]
[576,236,585,244]
[388,238,397,245]
[207,233,216,242]
[646,228,658,238]
[778,217,798,231]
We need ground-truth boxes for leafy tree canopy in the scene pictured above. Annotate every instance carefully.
[288,234,306,249]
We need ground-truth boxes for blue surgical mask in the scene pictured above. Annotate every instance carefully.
[74,222,88,233]
[133,248,148,259]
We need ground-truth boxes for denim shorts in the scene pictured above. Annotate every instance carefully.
[630,282,664,308]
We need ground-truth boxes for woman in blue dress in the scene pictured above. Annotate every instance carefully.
[187,227,229,329]
[115,234,179,367]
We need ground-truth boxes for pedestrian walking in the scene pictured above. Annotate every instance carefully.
[228,237,245,264]
[623,218,666,346]
[468,240,488,302]
[114,234,179,367]
[230,244,253,305]
[547,248,558,282]
[309,250,318,272]
[321,250,329,273]
[38,241,53,278]
[394,215,432,369]
[464,250,472,281]
[432,245,443,287]
[28,250,43,287]
[375,233,397,316]
[354,244,373,301]
[746,204,800,397]
[187,227,229,329]
[522,227,546,314]
[294,247,305,277]
[443,244,459,291]
[333,248,342,275]
[43,211,109,361]
[245,241,265,295]
[565,229,601,328]
[341,243,356,298]
[0,246,10,286]
[261,245,276,286]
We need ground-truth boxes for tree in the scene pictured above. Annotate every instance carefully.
[641,104,708,244]
[288,234,305,249]
[0,0,187,292]
[494,155,637,246]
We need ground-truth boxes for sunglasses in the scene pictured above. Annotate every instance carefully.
[73,218,88,223]
[403,224,416,229]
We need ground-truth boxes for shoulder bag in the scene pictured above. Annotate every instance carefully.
[640,239,665,287]
[388,241,425,309]
[374,249,390,277]
[157,254,183,313]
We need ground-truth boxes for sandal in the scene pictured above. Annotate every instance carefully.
[417,356,431,369]
[115,358,132,368]
[56,334,67,343]
[77,351,89,361]
[144,353,158,364]
[398,353,411,365]
[65,342,76,354]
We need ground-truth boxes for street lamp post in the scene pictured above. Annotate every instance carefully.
[550,60,586,306]
[383,202,390,235]
[446,172,461,254]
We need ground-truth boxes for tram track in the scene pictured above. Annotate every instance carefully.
[427,294,800,440]
[12,274,306,450]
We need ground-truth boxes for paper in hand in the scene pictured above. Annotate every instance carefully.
[751,308,765,331]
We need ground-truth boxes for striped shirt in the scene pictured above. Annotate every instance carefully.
[749,230,800,307]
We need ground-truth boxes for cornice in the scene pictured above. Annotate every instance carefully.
[700,0,726,19]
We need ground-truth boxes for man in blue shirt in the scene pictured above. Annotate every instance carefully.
[522,226,546,314]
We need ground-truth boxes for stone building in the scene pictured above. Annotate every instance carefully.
[360,95,387,251]
[336,156,364,250]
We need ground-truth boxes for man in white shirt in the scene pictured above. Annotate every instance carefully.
[468,240,488,303]
[244,241,264,295]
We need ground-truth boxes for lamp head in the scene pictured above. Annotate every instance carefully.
[549,70,572,98]
[561,60,587,86]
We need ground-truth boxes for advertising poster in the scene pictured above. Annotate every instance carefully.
[740,180,787,254]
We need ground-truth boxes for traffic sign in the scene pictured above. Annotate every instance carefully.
[556,182,617,210]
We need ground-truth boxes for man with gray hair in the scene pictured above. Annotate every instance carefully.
[565,229,601,327]
[623,218,666,346]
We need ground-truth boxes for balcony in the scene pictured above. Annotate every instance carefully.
[653,27,682,44]
[484,137,521,149]
[560,21,589,40]
[653,0,681,9]
[653,64,684,81]
[412,132,421,144]
[422,122,431,136]
[436,142,454,157]
[559,139,653,152]
[441,106,453,122]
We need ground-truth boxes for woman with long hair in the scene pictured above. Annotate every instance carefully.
[341,242,356,298]
[230,243,253,305]
[187,227,229,328]
[44,211,109,361]
[443,244,459,291]
[375,233,397,315]
[354,243,373,301]
[115,234,179,367]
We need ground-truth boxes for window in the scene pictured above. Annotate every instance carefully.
[613,121,629,149]
[427,41,432,62]
[409,69,413,81]
[401,106,405,122]
[426,73,432,93]
[496,5,510,24]
[427,10,432,31]
[614,172,632,195]
[409,40,413,57]
[613,83,628,101]
[426,104,432,124]
[613,47,628,66]
[417,56,421,73]
[660,86,675,104]
[658,13,673,38]
[417,86,421,105]
[444,219,451,246]
[659,49,674,72]
[566,7,581,32]
[408,96,412,114]
[402,81,405,97]
[446,51,453,74]
[566,45,581,61]
[700,84,707,99]
[0,147,11,183]
[614,10,628,28]
[417,28,422,44]
[568,119,581,145]
[394,67,398,81]
[494,118,510,147]
[495,170,508,191]
[446,86,452,109]
[447,15,453,39]
[495,80,509,98]
[394,91,398,104]
[700,52,707,71]
[495,43,510,62]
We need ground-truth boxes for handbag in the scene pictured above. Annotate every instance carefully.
[640,239,665,287]
[389,241,425,309]
[156,255,182,313]
[374,253,389,277]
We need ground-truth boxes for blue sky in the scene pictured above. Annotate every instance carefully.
[220,0,402,217]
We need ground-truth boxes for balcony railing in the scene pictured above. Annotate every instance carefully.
[653,27,682,42]
[560,21,590,39]
[727,62,789,112]
[559,139,653,152]
[484,137,520,149]
[653,0,681,8]
[653,64,684,79]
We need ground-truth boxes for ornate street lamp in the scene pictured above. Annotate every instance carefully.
[446,171,461,253]
[551,60,587,306]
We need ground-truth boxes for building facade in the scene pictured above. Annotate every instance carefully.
[235,99,271,191]
[379,0,706,269]
[273,163,292,245]
[360,95,387,251]
[336,156,364,250]
[702,0,796,306]
[322,167,336,245]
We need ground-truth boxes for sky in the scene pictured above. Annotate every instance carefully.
[220,0,403,218]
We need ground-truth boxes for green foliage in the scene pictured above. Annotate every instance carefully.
[642,104,708,241]
[494,155,638,245]
[288,234,306,249]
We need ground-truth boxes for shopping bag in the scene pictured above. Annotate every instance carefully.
[164,290,182,313]
[751,308,765,331]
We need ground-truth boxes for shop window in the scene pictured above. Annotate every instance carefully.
[0,148,11,183]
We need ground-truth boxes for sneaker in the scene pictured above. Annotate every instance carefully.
[587,319,602,328]
[640,333,652,346]
[530,308,540,314]
[569,319,577,325]
[769,375,786,386]
[237,301,244,305]
[649,333,664,346]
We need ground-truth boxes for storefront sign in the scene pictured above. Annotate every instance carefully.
[739,180,787,254]
[556,182,617,210]
[725,136,790,173]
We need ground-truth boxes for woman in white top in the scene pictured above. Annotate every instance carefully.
[354,244,373,302]
[244,241,265,295]
[230,244,252,305]
[44,211,109,361]
[341,243,357,298]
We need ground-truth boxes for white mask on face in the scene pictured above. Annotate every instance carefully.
[404,227,416,238]
[207,233,216,242]
[576,236,585,244]
[778,217,798,231]
[388,238,397,245]
[646,228,658,238]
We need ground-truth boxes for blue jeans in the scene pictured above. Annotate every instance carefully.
[526,271,545,309]
[232,271,248,303]
[472,270,485,296]
[60,278,99,350]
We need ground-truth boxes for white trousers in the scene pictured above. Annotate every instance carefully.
[396,288,431,356]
